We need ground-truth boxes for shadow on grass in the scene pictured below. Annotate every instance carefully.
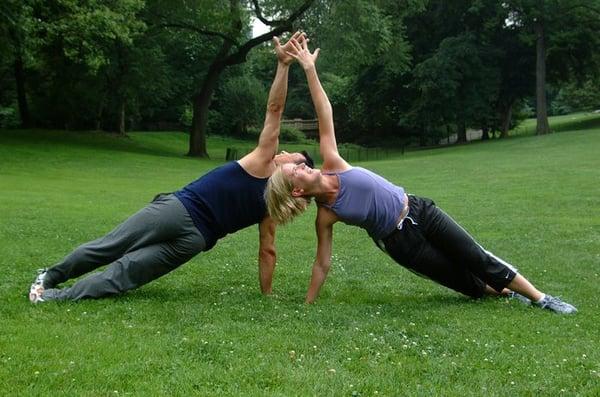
[552,116,600,132]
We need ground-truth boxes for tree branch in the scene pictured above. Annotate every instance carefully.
[251,0,285,26]
[153,22,238,45]
[225,0,314,66]
[225,25,289,66]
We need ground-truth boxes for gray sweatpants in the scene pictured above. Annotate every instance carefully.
[43,194,206,300]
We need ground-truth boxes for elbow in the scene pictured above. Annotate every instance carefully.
[317,260,331,275]
[267,102,284,115]
[259,246,276,261]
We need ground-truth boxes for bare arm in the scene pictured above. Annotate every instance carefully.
[258,216,277,294]
[286,38,349,172]
[238,61,289,177]
[305,207,338,303]
[239,32,305,177]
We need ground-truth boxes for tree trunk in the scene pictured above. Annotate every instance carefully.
[535,14,550,135]
[188,62,226,157]
[481,126,490,141]
[500,100,514,139]
[117,98,126,135]
[457,119,467,143]
[95,90,106,131]
[14,53,31,128]
[95,101,104,131]
[188,36,234,157]
[419,124,427,147]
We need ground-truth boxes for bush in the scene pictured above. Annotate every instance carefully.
[0,104,20,128]
[246,126,261,139]
[279,125,305,143]
[245,125,306,143]
[218,75,266,136]
[179,104,193,127]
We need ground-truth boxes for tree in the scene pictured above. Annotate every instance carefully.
[218,73,267,135]
[504,0,600,135]
[300,0,417,144]
[148,0,313,157]
[1,0,146,131]
[0,0,37,127]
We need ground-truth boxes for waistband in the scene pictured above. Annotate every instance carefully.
[375,193,418,253]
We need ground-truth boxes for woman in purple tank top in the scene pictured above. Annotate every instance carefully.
[266,37,576,314]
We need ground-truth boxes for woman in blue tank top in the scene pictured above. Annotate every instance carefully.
[266,37,576,314]
[28,33,314,303]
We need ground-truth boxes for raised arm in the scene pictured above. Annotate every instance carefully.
[286,38,349,171]
[239,32,305,177]
[305,207,338,303]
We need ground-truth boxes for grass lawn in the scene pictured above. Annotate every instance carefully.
[511,111,600,136]
[1,118,599,395]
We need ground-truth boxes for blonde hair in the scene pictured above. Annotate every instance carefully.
[265,166,311,224]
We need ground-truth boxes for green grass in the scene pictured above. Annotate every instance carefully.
[1,117,599,396]
[511,111,600,136]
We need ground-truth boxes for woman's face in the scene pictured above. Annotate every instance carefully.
[274,151,306,166]
[281,162,320,191]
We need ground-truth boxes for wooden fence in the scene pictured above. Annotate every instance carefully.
[281,118,319,138]
[225,146,397,162]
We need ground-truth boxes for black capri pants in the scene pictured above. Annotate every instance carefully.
[378,195,517,298]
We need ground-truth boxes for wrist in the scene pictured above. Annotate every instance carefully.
[303,64,316,72]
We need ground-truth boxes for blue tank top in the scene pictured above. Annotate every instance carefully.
[320,167,406,240]
[174,161,268,249]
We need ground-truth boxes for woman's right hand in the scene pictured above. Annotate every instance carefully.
[273,31,306,65]
[285,37,320,70]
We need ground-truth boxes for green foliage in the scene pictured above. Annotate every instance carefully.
[412,33,500,130]
[1,120,599,394]
[179,104,193,127]
[37,0,146,72]
[218,74,267,136]
[0,104,19,128]
[2,0,600,148]
[247,124,305,143]
[279,124,305,142]
[552,78,600,114]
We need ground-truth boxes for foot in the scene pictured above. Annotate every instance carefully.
[534,294,577,314]
[29,283,46,303]
[33,268,50,287]
[29,285,62,303]
[28,268,49,303]
[508,291,532,306]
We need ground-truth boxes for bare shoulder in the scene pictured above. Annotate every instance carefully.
[322,155,351,173]
[238,150,276,178]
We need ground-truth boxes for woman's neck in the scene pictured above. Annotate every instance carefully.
[314,174,339,206]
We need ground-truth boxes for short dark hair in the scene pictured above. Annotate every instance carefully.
[300,150,315,169]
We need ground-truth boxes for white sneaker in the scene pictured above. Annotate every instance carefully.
[29,283,46,303]
[28,268,49,303]
[534,295,577,314]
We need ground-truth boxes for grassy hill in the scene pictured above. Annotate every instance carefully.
[1,117,599,395]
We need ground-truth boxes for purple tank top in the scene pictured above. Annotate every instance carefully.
[321,167,406,240]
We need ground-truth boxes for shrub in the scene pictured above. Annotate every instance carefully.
[0,104,20,128]
[245,125,305,143]
[279,125,305,143]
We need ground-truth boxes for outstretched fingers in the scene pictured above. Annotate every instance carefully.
[290,37,303,52]
[313,48,320,61]
[272,36,281,47]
